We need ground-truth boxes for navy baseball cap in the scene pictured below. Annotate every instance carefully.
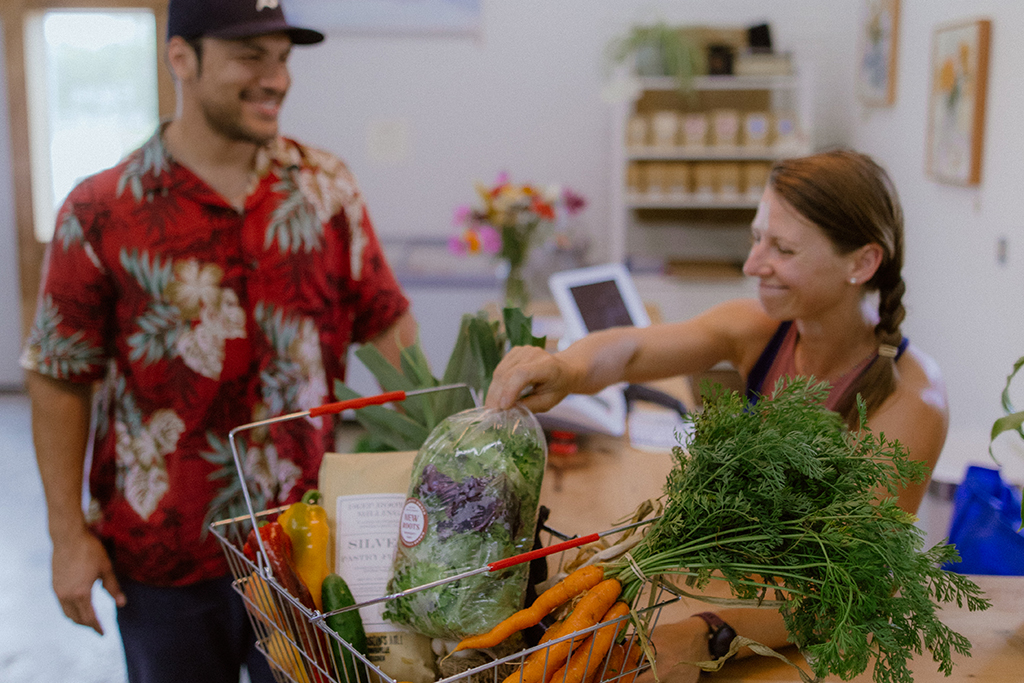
[168,0,324,45]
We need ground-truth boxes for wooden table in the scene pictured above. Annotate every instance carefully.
[647,573,1024,683]
[537,432,1024,683]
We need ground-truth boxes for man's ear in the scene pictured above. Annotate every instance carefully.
[849,242,884,284]
[166,36,199,82]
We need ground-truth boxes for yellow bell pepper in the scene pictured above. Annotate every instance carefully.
[242,572,286,630]
[278,489,331,610]
[265,630,313,683]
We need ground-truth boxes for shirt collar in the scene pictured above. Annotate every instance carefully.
[123,122,297,199]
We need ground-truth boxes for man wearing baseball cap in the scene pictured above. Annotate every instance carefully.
[23,1,417,681]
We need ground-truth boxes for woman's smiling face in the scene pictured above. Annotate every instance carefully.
[743,186,858,321]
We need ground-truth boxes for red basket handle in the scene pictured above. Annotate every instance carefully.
[308,390,407,417]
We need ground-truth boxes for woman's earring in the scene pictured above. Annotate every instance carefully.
[849,277,858,285]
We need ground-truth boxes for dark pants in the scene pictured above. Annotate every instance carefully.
[116,575,276,683]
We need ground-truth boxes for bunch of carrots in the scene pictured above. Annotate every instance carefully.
[452,566,642,683]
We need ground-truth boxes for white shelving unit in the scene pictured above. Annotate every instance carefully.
[608,73,813,267]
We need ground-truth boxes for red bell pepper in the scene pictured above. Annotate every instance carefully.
[243,521,316,611]
[243,521,333,683]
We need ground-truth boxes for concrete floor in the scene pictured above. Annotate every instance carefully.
[0,393,125,683]
[0,391,957,683]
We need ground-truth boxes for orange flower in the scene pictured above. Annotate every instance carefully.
[463,228,482,253]
[531,197,555,221]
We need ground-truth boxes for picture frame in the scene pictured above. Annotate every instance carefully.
[286,0,481,36]
[926,18,991,186]
[858,0,900,106]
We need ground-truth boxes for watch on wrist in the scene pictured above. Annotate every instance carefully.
[692,612,737,660]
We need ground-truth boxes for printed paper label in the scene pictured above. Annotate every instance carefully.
[335,493,405,631]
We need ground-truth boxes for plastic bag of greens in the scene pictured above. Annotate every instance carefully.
[383,405,547,641]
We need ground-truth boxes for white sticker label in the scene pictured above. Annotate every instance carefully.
[399,498,428,547]
[335,493,405,631]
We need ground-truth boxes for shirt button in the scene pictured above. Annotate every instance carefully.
[250,261,259,270]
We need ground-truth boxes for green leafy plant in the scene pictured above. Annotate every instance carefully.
[607,378,989,683]
[990,355,1024,453]
[605,22,700,91]
[334,307,546,452]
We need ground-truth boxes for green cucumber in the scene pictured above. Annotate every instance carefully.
[322,573,369,683]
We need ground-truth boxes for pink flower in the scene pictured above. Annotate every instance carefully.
[452,203,473,227]
[494,171,510,186]
[448,234,467,255]
[478,225,502,254]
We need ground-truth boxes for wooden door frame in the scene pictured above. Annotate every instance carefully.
[1,0,173,341]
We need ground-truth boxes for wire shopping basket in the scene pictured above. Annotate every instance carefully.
[209,387,681,683]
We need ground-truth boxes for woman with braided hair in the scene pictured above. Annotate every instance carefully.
[485,149,948,681]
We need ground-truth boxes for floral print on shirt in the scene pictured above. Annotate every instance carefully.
[21,127,409,586]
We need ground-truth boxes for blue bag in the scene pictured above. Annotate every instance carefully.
[943,465,1024,575]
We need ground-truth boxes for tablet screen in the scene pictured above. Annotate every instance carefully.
[570,280,635,332]
[549,262,650,346]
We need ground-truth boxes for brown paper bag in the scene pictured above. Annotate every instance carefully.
[319,451,436,683]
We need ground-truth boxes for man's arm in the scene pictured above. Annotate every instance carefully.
[26,370,125,634]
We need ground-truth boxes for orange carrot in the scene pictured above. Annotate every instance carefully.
[598,635,643,683]
[501,578,623,683]
[617,638,643,683]
[456,565,606,652]
[548,601,630,683]
[538,619,567,646]
[600,645,626,683]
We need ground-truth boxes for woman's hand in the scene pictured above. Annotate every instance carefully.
[485,345,578,412]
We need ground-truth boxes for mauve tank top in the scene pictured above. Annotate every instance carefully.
[744,321,909,409]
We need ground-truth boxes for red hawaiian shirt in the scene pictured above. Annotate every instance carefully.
[21,129,409,586]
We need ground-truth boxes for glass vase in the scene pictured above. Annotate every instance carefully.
[503,259,529,311]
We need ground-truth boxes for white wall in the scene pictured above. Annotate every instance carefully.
[0,20,26,390]
[849,0,1024,483]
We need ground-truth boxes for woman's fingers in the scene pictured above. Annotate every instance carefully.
[488,346,562,410]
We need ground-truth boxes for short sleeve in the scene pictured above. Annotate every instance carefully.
[347,204,410,344]
[20,190,113,383]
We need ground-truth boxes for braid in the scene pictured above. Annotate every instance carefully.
[877,278,907,338]
[837,273,905,429]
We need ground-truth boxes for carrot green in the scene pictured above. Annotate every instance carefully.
[608,378,990,683]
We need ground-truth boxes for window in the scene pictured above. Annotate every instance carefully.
[2,0,171,339]
[24,9,159,241]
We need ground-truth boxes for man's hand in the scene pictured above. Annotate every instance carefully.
[26,371,123,634]
[51,526,125,635]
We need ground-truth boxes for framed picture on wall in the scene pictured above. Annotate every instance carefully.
[926,18,991,186]
[287,0,481,35]
[858,0,900,106]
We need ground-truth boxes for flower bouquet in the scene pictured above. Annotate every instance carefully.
[450,173,586,308]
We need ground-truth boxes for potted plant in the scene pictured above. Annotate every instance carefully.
[605,22,700,91]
